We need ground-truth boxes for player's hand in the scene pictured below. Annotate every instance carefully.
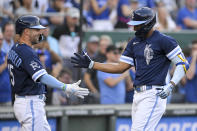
[65,80,89,99]
[156,83,173,99]
[71,51,94,69]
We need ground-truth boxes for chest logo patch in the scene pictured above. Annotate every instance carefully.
[30,61,40,70]
[144,44,154,65]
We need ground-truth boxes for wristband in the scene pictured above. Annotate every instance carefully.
[62,84,67,91]
[88,61,94,69]
[170,81,176,87]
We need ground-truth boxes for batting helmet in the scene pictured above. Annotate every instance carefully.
[127,7,156,39]
[15,15,46,35]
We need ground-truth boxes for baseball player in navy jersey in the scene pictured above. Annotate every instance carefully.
[71,7,189,130]
[7,15,89,131]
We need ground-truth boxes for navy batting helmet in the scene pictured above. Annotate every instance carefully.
[15,15,46,35]
[127,7,156,39]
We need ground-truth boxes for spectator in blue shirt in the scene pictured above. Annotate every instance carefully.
[97,45,130,104]
[181,40,197,103]
[2,21,15,54]
[40,19,61,56]
[176,0,197,29]
[138,0,155,8]
[0,31,11,106]
[90,0,114,30]
[90,0,110,20]
[47,0,65,25]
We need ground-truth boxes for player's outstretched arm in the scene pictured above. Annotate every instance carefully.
[39,74,89,99]
[71,51,131,73]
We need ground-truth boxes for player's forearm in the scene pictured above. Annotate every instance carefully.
[93,62,125,73]
[171,65,186,85]
[39,73,66,90]
[184,18,197,29]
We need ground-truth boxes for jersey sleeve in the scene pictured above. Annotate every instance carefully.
[22,53,47,82]
[119,41,134,66]
[162,36,182,60]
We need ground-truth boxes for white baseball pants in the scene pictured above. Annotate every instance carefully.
[131,88,167,131]
[14,96,51,131]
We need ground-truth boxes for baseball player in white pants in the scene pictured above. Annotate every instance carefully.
[8,15,89,131]
[71,7,189,130]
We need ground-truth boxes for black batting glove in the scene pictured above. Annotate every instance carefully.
[71,51,94,69]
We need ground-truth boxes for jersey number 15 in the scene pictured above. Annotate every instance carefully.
[8,64,15,86]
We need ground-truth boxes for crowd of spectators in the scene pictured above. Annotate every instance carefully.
[0,0,197,106]
[0,0,197,31]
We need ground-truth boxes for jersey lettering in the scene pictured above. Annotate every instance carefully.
[8,50,22,67]
[8,64,15,86]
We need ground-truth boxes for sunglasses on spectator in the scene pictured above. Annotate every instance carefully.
[0,38,3,40]
[113,51,120,55]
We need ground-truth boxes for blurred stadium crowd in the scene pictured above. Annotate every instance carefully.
[0,0,197,106]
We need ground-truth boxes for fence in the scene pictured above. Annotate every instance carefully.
[0,104,197,131]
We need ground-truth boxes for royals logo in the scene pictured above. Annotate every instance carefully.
[144,44,154,65]
[30,61,40,70]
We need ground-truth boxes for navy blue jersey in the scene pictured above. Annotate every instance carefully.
[7,43,47,96]
[120,30,182,86]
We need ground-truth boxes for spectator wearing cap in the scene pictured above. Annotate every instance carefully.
[83,35,112,104]
[52,7,80,81]
[97,45,131,104]
[1,21,15,54]
[176,0,197,29]
[0,31,11,106]
[86,35,99,58]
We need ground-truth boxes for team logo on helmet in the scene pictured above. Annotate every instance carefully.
[144,44,154,65]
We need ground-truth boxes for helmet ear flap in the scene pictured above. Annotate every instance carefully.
[143,15,156,31]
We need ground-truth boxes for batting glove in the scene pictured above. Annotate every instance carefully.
[156,83,174,99]
[64,80,89,99]
[71,51,94,69]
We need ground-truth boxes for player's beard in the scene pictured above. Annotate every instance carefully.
[31,34,40,45]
